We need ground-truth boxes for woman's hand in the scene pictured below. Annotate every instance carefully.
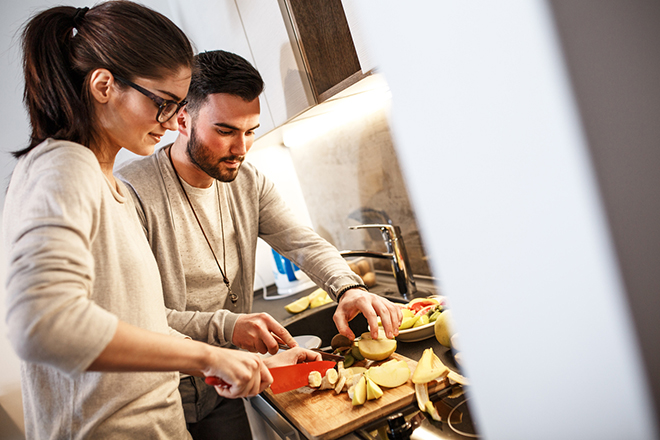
[202,347,273,399]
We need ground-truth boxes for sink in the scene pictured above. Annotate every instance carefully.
[367,271,441,303]
[282,302,368,348]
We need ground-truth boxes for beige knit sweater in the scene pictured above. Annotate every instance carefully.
[3,140,190,439]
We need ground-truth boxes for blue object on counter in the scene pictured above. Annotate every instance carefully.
[271,249,300,282]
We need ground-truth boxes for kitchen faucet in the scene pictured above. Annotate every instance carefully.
[340,224,417,300]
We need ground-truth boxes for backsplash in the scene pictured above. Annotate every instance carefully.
[251,75,432,278]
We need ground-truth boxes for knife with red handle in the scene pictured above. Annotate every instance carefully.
[205,360,337,394]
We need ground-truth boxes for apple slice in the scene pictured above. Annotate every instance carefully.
[367,361,410,388]
[399,315,419,330]
[351,375,367,406]
[366,376,384,400]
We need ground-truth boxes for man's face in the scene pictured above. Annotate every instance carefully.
[186,93,260,182]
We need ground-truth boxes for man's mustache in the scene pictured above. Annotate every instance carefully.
[220,155,245,163]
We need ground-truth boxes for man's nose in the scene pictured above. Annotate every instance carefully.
[231,135,249,156]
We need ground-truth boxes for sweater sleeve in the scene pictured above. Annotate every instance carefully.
[3,143,118,378]
[252,167,365,300]
[165,308,239,346]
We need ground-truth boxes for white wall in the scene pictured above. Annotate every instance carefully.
[0,1,177,436]
[353,1,657,439]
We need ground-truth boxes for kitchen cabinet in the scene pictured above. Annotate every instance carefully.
[167,0,368,138]
[279,0,368,103]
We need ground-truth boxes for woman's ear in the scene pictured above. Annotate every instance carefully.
[88,69,114,104]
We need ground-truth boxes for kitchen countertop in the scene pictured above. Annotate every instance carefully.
[252,283,318,324]
[250,278,474,440]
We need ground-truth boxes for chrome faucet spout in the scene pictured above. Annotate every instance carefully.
[339,250,393,260]
[340,224,417,298]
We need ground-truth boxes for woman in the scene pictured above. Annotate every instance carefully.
[3,2,318,439]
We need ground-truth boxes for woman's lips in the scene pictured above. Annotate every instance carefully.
[149,132,163,143]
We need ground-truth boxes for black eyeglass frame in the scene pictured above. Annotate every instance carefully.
[114,75,187,123]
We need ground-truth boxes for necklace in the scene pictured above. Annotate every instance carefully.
[167,146,238,304]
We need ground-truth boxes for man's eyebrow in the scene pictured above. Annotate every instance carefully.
[214,122,261,131]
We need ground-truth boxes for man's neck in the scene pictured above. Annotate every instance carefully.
[169,139,214,188]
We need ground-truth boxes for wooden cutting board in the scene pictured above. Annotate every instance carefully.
[262,352,447,440]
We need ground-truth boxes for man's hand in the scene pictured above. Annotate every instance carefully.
[333,289,403,340]
[263,346,322,369]
[232,313,298,355]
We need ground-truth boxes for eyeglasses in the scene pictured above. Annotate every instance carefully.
[114,75,187,123]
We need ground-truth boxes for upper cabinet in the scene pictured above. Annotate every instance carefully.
[166,0,370,138]
[279,0,368,103]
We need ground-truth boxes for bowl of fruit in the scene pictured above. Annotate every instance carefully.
[395,296,446,342]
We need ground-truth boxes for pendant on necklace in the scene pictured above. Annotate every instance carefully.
[226,282,238,304]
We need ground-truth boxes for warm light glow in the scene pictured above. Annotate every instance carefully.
[282,86,391,148]
[411,425,451,440]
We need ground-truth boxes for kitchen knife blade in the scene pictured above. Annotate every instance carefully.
[204,360,337,394]
[269,360,336,394]
[278,343,345,362]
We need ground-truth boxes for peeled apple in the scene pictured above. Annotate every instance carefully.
[358,331,397,361]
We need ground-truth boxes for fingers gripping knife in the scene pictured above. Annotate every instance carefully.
[205,361,337,394]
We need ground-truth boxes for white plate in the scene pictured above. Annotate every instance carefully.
[396,322,436,342]
[293,335,322,349]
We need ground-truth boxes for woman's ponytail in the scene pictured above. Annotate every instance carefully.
[17,7,91,157]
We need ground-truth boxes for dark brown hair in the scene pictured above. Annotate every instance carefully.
[185,50,264,117]
[16,1,194,157]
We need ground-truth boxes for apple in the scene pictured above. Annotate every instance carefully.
[367,360,410,388]
[413,314,430,328]
[398,315,419,330]
[284,296,310,314]
[358,331,397,361]
[434,310,454,347]
[366,376,384,400]
[351,375,367,406]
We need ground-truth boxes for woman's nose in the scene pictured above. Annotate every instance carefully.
[161,116,179,131]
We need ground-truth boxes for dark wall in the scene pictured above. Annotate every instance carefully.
[549,0,660,428]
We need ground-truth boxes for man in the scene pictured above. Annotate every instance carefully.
[117,50,402,439]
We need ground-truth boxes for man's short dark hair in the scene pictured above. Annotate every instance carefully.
[186,50,264,115]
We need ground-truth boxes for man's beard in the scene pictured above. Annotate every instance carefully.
[186,125,244,182]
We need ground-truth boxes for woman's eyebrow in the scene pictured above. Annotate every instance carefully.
[156,88,184,102]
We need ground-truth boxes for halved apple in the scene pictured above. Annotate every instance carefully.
[358,331,397,361]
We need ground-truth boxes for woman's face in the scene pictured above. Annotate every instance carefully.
[101,67,191,157]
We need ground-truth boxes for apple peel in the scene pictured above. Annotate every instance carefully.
[412,348,449,384]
